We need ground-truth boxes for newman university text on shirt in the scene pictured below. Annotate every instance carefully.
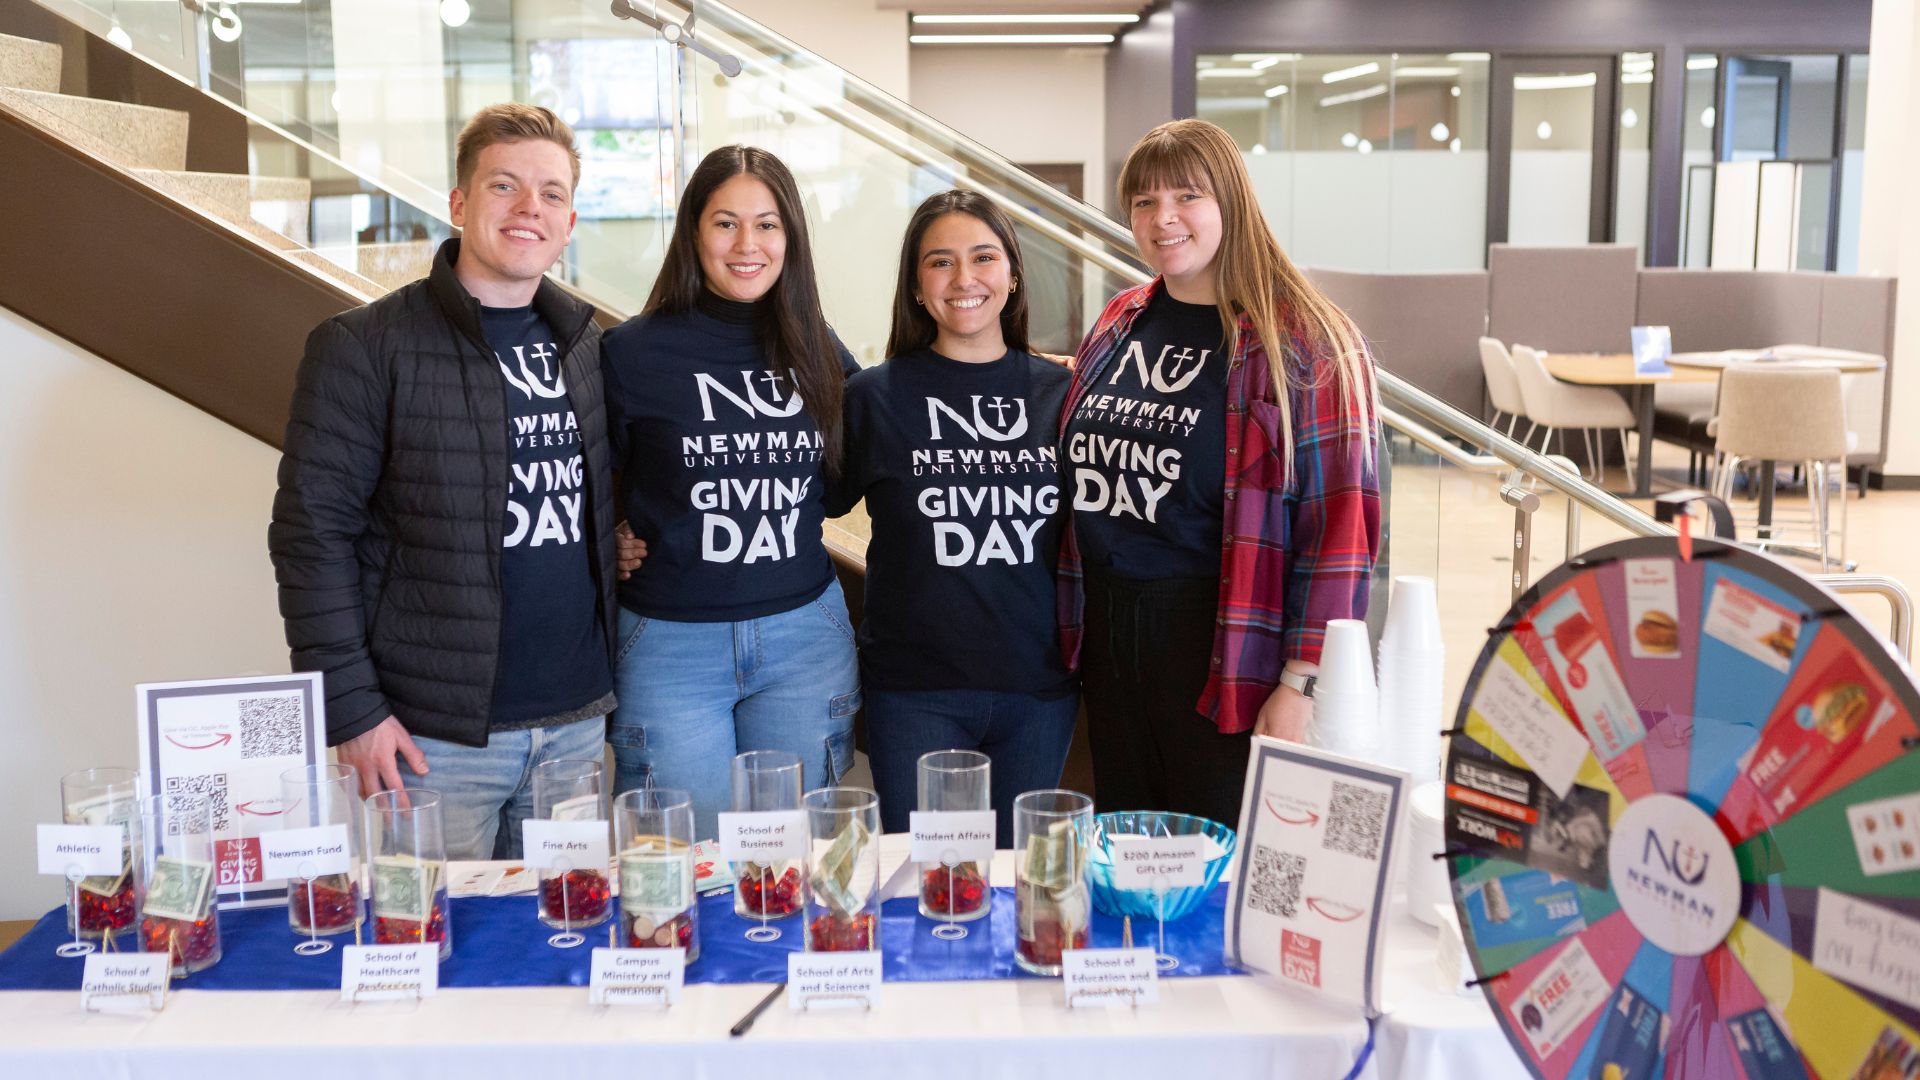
[602,303,858,621]
[481,304,610,724]
[1064,289,1228,580]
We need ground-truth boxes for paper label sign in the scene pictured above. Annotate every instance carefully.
[520,819,611,872]
[1812,887,1920,1010]
[81,953,171,1012]
[259,825,351,881]
[1061,948,1160,1007]
[341,943,438,1002]
[590,947,685,1006]
[1471,656,1588,798]
[908,811,996,865]
[1107,835,1208,890]
[38,824,123,878]
[788,950,882,1011]
[719,811,808,863]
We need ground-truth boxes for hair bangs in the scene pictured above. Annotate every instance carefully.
[1118,132,1212,202]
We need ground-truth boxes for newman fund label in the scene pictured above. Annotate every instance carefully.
[1606,794,1738,956]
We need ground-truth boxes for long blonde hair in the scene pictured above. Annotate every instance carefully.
[1117,119,1376,480]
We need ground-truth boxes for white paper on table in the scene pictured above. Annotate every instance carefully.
[1223,736,1409,1015]
[136,673,327,910]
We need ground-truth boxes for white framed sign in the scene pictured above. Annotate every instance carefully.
[1223,736,1409,1016]
[137,673,326,909]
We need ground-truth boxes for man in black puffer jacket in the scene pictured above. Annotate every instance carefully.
[270,104,629,860]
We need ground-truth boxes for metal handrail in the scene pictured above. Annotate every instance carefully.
[1816,574,1915,658]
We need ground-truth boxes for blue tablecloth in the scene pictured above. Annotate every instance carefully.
[0,884,1243,991]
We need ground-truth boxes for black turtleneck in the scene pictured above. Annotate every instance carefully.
[600,299,860,621]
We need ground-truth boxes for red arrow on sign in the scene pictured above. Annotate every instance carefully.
[234,801,285,817]
[1265,797,1319,826]
[165,732,233,750]
[1306,897,1367,922]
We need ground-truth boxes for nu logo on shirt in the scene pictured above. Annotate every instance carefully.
[1109,341,1210,394]
[499,343,567,400]
[926,395,1029,442]
[695,371,806,421]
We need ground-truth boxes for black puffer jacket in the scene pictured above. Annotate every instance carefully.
[269,240,616,748]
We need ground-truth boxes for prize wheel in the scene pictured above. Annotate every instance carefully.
[1445,536,1920,1080]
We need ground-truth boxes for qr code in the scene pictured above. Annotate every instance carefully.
[1248,844,1304,918]
[163,773,230,834]
[1323,781,1389,861]
[239,695,304,760]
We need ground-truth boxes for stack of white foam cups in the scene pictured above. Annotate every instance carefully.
[1376,575,1445,784]
[1307,618,1381,761]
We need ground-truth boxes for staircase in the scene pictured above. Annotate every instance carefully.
[0,28,418,298]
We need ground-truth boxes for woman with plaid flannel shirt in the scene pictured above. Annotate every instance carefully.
[1058,119,1381,826]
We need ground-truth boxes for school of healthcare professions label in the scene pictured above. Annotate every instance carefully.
[1606,794,1738,956]
[341,943,439,1002]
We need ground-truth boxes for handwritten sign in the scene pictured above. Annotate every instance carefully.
[341,943,438,1003]
[37,824,123,877]
[1470,656,1587,798]
[788,951,882,1011]
[1812,887,1920,1010]
[589,947,685,1006]
[908,811,996,864]
[259,825,351,880]
[1061,948,1160,1007]
[520,819,610,872]
[718,811,808,863]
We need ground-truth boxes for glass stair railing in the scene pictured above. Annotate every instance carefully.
[10,0,1754,711]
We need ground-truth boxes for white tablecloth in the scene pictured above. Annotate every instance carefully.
[0,838,1528,1080]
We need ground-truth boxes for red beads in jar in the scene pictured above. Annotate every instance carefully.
[808,912,877,952]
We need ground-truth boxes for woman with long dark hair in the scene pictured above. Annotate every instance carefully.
[1059,119,1381,826]
[602,146,859,838]
[830,190,1074,840]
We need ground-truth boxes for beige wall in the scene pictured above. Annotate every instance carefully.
[1862,0,1920,477]
[0,307,287,918]
[726,0,911,99]
[909,44,1110,205]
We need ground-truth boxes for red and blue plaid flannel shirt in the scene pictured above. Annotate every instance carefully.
[1057,278,1382,734]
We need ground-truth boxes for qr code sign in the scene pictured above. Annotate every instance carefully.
[1323,780,1389,861]
[239,695,305,760]
[1249,843,1304,919]
[163,773,230,833]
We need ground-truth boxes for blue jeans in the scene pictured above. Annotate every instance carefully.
[864,686,1079,842]
[608,578,861,841]
[402,716,607,862]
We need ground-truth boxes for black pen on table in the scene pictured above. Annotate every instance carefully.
[730,982,786,1037]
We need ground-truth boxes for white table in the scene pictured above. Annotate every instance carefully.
[0,838,1525,1080]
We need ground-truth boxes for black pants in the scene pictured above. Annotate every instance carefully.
[1081,572,1251,827]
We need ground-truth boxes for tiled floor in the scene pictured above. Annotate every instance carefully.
[1389,437,1920,714]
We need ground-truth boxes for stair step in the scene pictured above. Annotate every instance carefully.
[0,86,186,170]
[133,169,313,245]
[355,241,437,293]
[0,32,60,93]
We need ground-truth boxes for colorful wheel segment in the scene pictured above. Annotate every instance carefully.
[1444,537,1920,1080]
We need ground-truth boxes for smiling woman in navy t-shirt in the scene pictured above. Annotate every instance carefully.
[829,190,1075,840]
[602,146,859,840]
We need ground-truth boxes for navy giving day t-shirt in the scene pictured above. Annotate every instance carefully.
[1064,289,1230,579]
[834,348,1073,694]
[602,292,859,621]
[480,304,612,727]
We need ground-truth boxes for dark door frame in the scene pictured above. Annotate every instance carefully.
[1486,53,1620,249]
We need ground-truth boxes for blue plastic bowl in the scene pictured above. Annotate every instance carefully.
[1088,811,1237,921]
